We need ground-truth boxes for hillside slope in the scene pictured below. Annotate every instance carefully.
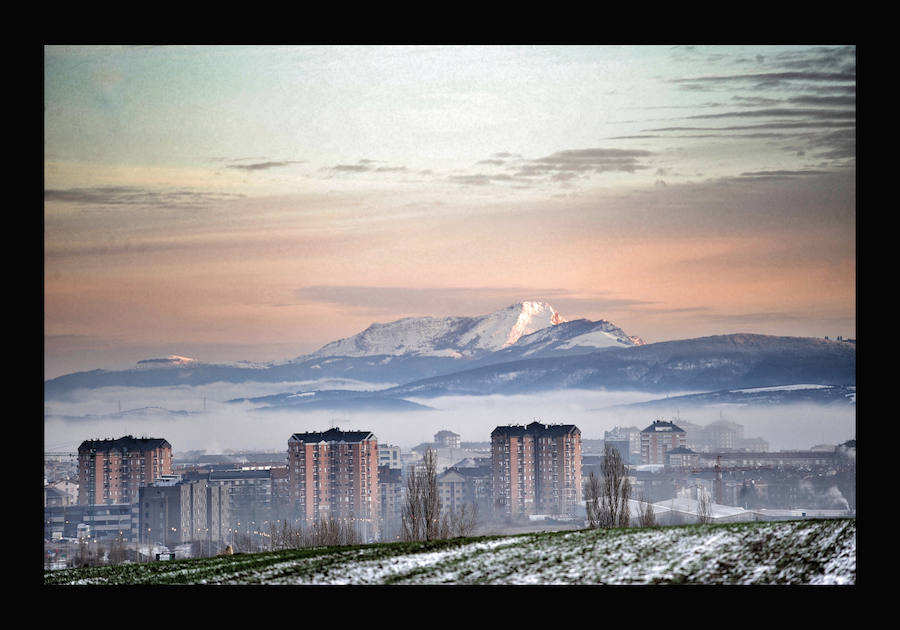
[385,333,856,397]
[44,518,855,586]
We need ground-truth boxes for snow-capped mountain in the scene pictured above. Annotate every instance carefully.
[135,355,199,368]
[486,317,642,361]
[305,301,567,359]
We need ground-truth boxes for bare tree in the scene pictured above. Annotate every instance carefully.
[584,444,632,528]
[584,471,603,528]
[401,455,425,541]
[696,487,713,524]
[108,533,128,564]
[637,492,657,528]
[402,449,479,541]
[267,517,360,549]
[307,517,361,547]
[402,448,440,541]
[450,502,479,538]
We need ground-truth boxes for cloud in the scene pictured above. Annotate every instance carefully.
[527,148,653,174]
[225,160,303,172]
[326,160,407,175]
[331,163,372,172]
[671,70,855,91]
[684,107,853,122]
[447,173,516,186]
[448,148,653,188]
[735,169,834,180]
[44,186,245,208]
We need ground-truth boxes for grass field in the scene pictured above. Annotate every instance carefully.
[44,518,855,586]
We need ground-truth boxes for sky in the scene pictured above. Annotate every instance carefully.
[44,45,856,380]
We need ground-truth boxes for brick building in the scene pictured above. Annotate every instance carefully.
[78,436,172,506]
[491,421,582,519]
[640,420,687,465]
[287,428,380,542]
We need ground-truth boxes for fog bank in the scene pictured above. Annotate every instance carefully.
[43,381,855,455]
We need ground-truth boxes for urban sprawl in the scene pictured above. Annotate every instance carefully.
[44,418,856,569]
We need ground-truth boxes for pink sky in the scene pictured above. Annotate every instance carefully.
[44,46,856,379]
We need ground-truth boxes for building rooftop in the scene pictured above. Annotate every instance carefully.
[78,435,171,454]
[289,428,376,444]
[492,421,580,438]
[641,420,686,434]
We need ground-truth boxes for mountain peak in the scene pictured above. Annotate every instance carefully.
[305,300,568,360]
[503,301,566,346]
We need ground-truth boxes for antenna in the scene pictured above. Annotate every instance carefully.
[330,418,351,429]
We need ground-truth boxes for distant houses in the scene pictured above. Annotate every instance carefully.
[45,419,855,560]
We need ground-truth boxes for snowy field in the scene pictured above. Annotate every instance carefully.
[44,518,855,586]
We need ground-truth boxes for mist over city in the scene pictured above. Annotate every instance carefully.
[44,382,854,456]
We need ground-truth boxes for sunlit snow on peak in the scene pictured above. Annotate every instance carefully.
[504,301,566,347]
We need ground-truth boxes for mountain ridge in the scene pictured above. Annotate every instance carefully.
[303,301,573,359]
[44,300,855,406]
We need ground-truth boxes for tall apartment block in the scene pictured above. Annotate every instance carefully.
[491,421,582,519]
[640,420,687,465]
[78,436,172,506]
[287,428,380,542]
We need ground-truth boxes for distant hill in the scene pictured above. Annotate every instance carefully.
[382,333,856,398]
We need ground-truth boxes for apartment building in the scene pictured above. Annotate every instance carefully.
[436,468,468,513]
[78,436,172,506]
[434,430,461,449]
[287,428,380,542]
[181,468,277,527]
[378,465,404,541]
[137,475,229,550]
[603,426,641,463]
[491,421,582,519]
[378,444,402,470]
[641,420,687,465]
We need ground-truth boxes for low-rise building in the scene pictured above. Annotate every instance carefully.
[667,446,700,469]
[45,503,139,542]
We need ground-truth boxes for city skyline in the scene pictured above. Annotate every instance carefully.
[44,45,856,379]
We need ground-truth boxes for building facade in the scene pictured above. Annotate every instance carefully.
[378,444,402,470]
[137,475,229,550]
[287,428,380,542]
[604,426,641,463]
[641,421,687,465]
[378,465,404,541]
[491,421,582,519]
[44,503,139,542]
[434,430,461,449]
[78,436,172,506]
